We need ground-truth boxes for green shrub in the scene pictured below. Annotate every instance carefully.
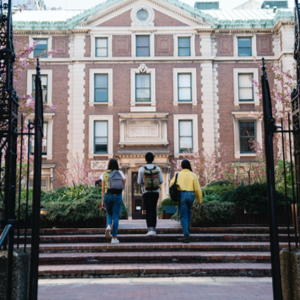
[203,181,234,197]
[207,180,233,187]
[222,182,291,214]
[157,196,178,215]
[203,192,222,202]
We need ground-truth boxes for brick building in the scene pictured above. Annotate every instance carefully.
[13,0,294,218]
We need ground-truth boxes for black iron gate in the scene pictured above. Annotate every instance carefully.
[0,1,44,300]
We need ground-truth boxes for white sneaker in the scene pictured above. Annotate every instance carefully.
[105,225,111,238]
[111,237,119,244]
[150,230,157,235]
[146,231,156,236]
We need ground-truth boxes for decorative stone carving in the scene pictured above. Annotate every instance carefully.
[119,113,169,147]
[131,3,154,27]
[138,63,148,73]
[91,160,109,170]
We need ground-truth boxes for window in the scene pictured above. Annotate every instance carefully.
[238,74,253,102]
[95,38,108,57]
[33,39,48,58]
[178,74,192,102]
[32,75,48,103]
[29,122,48,155]
[94,74,108,102]
[238,37,252,57]
[178,37,190,56]
[136,36,150,57]
[94,121,108,154]
[29,178,48,192]
[136,74,150,102]
[239,121,256,153]
[179,120,193,152]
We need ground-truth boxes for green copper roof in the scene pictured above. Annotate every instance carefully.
[12,0,294,30]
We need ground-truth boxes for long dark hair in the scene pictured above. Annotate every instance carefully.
[181,159,193,172]
[107,158,119,171]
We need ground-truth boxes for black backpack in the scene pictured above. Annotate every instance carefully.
[169,174,180,202]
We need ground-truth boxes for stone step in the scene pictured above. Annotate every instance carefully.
[38,262,272,278]
[39,251,271,265]
[17,226,295,236]
[18,233,295,244]
[20,242,292,253]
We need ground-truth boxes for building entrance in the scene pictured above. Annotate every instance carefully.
[131,172,145,220]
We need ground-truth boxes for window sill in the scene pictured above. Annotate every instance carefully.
[235,101,259,106]
[235,153,256,159]
[173,101,197,106]
[88,153,113,159]
[130,101,156,107]
[89,102,113,107]
[42,155,53,160]
[130,106,156,112]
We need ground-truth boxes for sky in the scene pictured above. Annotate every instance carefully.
[43,0,295,10]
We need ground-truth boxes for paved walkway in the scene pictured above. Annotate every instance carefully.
[38,277,273,300]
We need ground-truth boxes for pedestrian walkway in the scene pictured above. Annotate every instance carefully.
[38,277,273,300]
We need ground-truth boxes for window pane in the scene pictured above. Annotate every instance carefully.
[136,36,149,46]
[178,37,190,47]
[95,144,108,153]
[95,74,108,88]
[95,121,108,136]
[178,48,190,56]
[42,122,47,154]
[238,38,251,47]
[35,39,47,45]
[136,88,150,101]
[240,137,252,153]
[179,121,192,136]
[238,74,252,87]
[178,74,191,88]
[96,48,107,57]
[32,75,48,103]
[238,48,251,56]
[136,47,149,57]
[96,38,107,47]
[239,122,255,137]
[95,137,108,144]
[239,88,253,101]
[180,137,193,151]
[179,88,191,101]
[33,39,48,58]
[95,89,108,102]
[136,74,150,88]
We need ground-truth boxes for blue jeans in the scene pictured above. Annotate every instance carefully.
[103,193,122,237]
[179,191,195,236]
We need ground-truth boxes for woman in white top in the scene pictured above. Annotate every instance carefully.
[100,158,126,244]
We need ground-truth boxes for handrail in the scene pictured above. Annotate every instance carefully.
[0,224,12,248]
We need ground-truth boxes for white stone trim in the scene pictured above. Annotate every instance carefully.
[233,68,259,106]
[69,35,86,58]
[91,34,112,58]
[233,33,257,57]
[173,114,198,158]
[89,115,113,159]
[213,63,219,148]
[29,35,52,59]
[89,68,113,106]
[130,106,156,112]
[173,34,195,57]
[131,32,155,57]
[67,64,85,161]
[232,111,262,159]
[27,69,53,105]
[201,62,215,152]
[130,66,156,106]
[173,68,197,106]
[131,3,155,27]
[200,33,212,57]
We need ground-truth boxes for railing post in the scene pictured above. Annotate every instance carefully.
[261,58,283,300]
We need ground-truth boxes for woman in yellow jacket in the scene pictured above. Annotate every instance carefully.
[170,159,202,243]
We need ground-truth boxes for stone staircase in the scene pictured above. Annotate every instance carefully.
[19,220,294,278]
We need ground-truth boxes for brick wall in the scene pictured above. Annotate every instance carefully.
[84,35,91,57]
[216,35,233,57]
[52,36,69,58]
[112,35,131,57]
[153,9,188,26]
[155,35,173,56]
[195,35,201,56]
[97,10,132,26]
[15,36,29,54]
[257,34,274,56]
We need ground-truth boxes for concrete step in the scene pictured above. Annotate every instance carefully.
[39,251,271,265]
[38,262,272,278]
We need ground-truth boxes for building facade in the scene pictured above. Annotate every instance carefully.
[13,0,294,218]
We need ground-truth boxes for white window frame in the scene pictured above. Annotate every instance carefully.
[132,33,155,57]
[130,67,156,107]
[232,111,262,159]
[174,34,195,57]
[233,34,257,57]
[173,114,198,158]
[91,34,112,58]
[89,115,113,159]
[233,68,259,106]
[27,69,53,105]
[27,113,54,160]
[89,68,113,106]
[173,68,197,106]
[29,35,52,59]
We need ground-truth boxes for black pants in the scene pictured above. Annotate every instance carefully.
[143,192,159,229]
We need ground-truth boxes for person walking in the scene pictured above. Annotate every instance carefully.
[138,152,163,235]
[100,158,126,244]
[169,159,202,243]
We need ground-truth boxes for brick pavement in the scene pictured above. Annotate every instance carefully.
[38,277,273,300]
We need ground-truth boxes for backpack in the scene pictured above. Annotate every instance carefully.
[143,165,160,191]
[169,174,180,202]
[107,170,124,194]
